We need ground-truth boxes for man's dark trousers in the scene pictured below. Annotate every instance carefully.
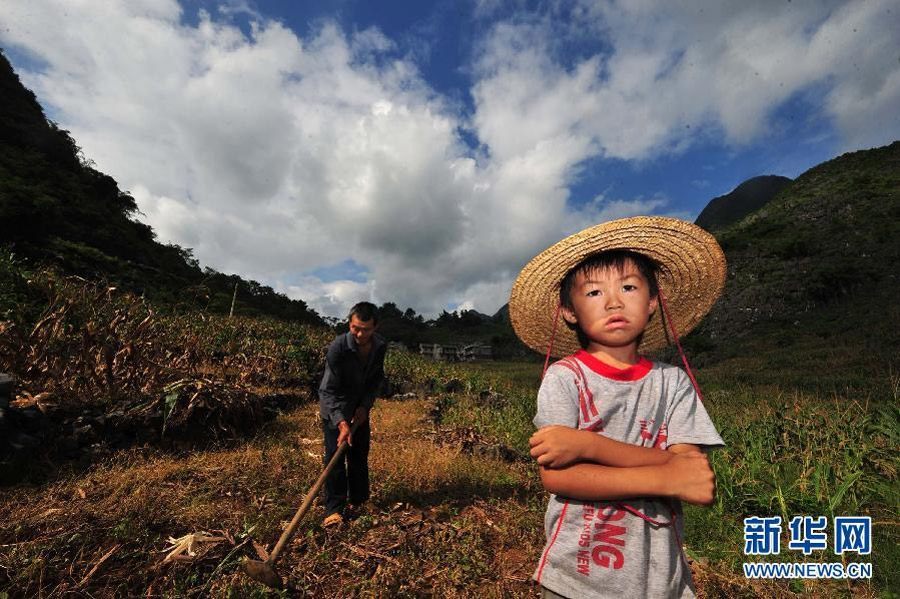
[322,419,371,517]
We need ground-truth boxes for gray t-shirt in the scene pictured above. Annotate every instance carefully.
[533,350,724,599]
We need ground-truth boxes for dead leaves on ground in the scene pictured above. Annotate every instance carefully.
[162,531,229,563]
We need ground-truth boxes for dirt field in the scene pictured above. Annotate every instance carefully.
[0,396,546,597]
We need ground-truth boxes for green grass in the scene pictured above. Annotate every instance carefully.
[695,385,898,594]
[425,357,900,596]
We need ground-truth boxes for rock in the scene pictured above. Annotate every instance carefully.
[57,436,79,455]
[0,408,8,453]
[0,379,49,458]
[88,443,107,457]
[15,406,44,432]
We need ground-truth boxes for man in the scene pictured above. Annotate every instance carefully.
[318,301,387,527]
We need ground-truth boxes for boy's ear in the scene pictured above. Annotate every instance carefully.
[561,306,578,325]
[649,296,659,315]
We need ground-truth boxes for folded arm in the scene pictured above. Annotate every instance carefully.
[530,425,674,468]
[531,425,714,505]
[539,447,715,505]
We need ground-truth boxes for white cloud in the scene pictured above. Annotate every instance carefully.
[472,0,900,161]
[282,277,375,321]
[1,0,896,318]
[1,4,490,313]
[0,1,585,317]
[565,194,676,235]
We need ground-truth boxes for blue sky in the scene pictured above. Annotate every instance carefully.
[245,0,849,216]
[249,0,853,212]
[1,1,898,317]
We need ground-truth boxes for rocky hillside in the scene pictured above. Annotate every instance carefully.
[687,142,900,387]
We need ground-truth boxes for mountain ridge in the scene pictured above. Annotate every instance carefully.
[489,142,900,383]
[684,141,900,388]
[695,174,792,232]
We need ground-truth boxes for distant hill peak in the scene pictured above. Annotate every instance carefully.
[492,304,509,322]
[695,174,792,232]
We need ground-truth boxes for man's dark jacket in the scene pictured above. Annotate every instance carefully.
[318,332,387,427]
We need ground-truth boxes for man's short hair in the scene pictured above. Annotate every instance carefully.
[559,250,660,349]
[349,301,379,324]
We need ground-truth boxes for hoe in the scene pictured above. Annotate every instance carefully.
[242,420,361,588]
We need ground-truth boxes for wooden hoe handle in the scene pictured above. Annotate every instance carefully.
[267,418,362,564]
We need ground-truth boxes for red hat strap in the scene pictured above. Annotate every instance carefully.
[658,290,705,404]
[541,304,562,380]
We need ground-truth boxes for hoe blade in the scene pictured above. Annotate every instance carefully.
[241,557,282,589]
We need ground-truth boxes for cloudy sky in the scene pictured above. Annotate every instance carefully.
[2,1,899,318]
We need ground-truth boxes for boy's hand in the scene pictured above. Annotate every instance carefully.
[663,450,715,506]
[529,425,586,468]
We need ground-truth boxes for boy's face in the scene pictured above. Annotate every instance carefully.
[561,258,658,353]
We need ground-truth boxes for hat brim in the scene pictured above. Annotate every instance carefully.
[509,216,726,357]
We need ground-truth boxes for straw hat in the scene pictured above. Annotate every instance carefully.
[509,216,726,357]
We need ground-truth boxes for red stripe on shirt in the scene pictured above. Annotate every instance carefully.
[535,499,570,583]
[556,358,599,421]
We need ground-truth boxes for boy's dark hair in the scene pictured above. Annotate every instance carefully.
[559,250,660,349]
[349,301,379,324]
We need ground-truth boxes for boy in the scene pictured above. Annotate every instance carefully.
[508,216,727,598]
[318,301,386,527]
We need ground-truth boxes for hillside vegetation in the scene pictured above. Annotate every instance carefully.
[0,51,321,324]
[686,142,900,394]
